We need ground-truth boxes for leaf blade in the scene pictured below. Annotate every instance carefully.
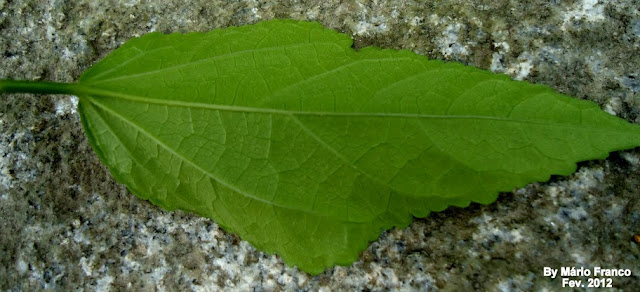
[76,19,640,274]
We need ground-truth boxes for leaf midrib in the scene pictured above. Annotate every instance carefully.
[77,85,607,130]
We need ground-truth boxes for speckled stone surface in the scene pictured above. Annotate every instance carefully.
[1,0,639,290]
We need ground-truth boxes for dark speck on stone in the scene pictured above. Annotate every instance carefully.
[622,75,639,92]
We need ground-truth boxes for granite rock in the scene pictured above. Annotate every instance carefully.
[1,0,638,290]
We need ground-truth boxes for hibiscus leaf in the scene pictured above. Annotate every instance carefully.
[2,19,640,274]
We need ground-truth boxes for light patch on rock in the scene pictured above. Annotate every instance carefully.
[490,41,510,72]
[55,95,78,116]
[0,145,11,189]
[471,213,493,225]
[547,186,560,199]
[151,261,169,290]
[367,263,400,288]
[621,152,640,166]
[603,97,621,115]
[144,231,167,256]
[494,41,510,53]
[353,2,390,36]
[72,222,91,246]
[277,272,293,286]
[354,16,389,36]
[409,16,424,27]
[334,266,367,288]
[305,6,319,19]
[96,275,114,292]
[571,251,589,266]
[61,47,76,59]
[121,253,142,274]
[507,59,534,80]
[16,257,28,274]
[571,167,604,190]
[250,7,261,20]
[496,273,535,292]
[80,256,93,276]
[584,50,605,75]
[605,202,624,219]
[565,206,588,221]
[473,226,526,244]
[491,53,504,72]
[509,229,524,243]
[120,0,140,7]
[562,0,605,30]
[0,127,36,188]
[438,23,470,58]
[296,271,309,287]
[541,167,605,236]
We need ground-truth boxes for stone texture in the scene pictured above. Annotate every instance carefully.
[1,0,638,290]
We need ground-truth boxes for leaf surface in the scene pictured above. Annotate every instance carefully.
[75,19,640,274]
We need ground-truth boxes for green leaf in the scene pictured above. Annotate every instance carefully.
[3,19,640,274]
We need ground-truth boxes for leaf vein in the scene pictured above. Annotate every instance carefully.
[84,42,342,85]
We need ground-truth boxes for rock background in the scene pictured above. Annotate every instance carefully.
[0,0,638,290]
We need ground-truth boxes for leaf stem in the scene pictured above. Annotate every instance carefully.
[0,79,84,96]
